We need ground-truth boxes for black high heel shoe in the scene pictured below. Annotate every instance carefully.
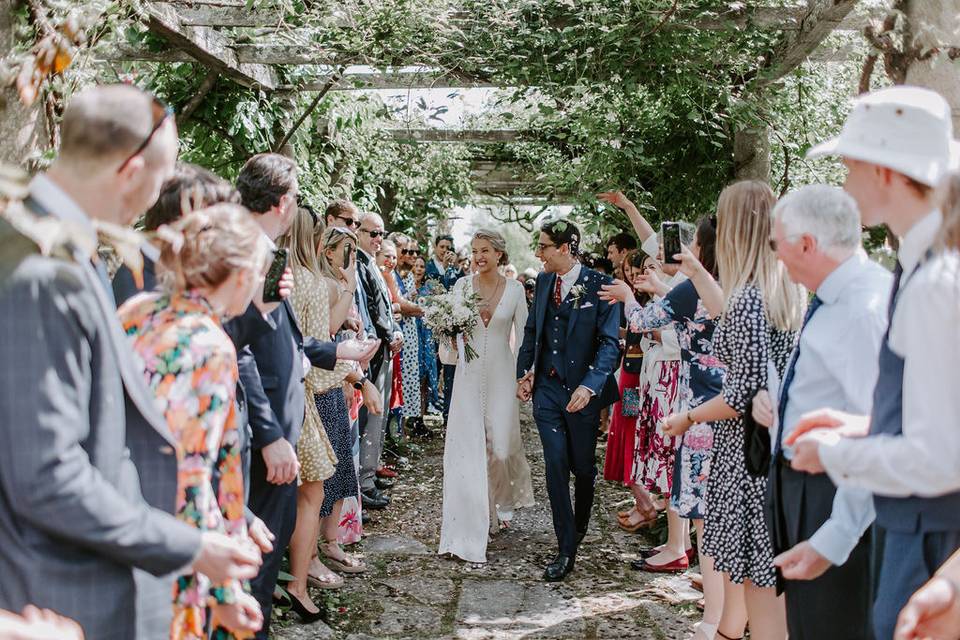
[288,592,325,624]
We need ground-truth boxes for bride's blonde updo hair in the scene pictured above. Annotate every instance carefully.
[472,228,509,266]
[155,203,269,293]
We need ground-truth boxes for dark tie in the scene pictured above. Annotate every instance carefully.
[774,294,823,456]
[887,260,904,323]
[553,275,563,307]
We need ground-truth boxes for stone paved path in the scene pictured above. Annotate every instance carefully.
[273,406,700,639]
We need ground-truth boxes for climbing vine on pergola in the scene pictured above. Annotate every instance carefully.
[3,0,899,240]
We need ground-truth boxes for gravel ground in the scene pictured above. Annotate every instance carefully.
[272,405,702,640]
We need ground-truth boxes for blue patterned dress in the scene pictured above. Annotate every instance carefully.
[626,279,725,519]
[416,278,441,408]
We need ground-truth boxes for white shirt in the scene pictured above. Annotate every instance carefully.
[781,251,890,564]
[821,209,960,498]
[558,261,582,300]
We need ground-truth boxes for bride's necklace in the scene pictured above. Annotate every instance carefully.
[476,275,504,326]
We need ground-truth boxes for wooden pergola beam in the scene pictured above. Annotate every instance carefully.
[756,0,859,87]
[156,2,282,28]
[139,2,278,90]
[387,129,525,143]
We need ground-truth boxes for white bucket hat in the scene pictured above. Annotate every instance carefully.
[807,85,960,187]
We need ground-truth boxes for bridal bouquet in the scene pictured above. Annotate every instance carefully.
[422,286,481,362]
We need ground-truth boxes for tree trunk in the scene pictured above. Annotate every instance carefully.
[904,0,960,130]
[733,126,771,181]
[0,0,48,167]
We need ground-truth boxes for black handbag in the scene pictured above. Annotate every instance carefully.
[743,398,772,477]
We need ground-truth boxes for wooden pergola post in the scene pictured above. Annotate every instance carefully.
[0,0,48,166]
[733,126,772,181]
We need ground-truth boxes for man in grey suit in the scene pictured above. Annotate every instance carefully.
[0,85,261,639]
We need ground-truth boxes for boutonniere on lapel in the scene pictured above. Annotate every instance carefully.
[568,283,588,309]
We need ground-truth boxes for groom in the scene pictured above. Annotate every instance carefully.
[517,220,621,581]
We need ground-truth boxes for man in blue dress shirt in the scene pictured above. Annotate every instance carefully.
[754,185,891,639]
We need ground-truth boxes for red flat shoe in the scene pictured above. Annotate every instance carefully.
[632,555,689,574]
[376,466,398,479]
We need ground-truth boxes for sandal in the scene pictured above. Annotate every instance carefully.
[320,541,367,574]
[306,566,344,590]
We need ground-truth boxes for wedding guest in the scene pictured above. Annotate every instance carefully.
[0,84,260,640]
[603,216,726,639]
[377,240,406,436]
[427,233,464,424]
[283,213,383,619]
[606,231,638,271]
[356,211,403,509]
[392,233,428,436]
[665,180,806,640]
[788,87,960,640]
[503,263,519,280]
[120,204,269,638]
[412,255,441,413]
[112,162,241,305]
[235,154,377,638]
[746,185,888,640]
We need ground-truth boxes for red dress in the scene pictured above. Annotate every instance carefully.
[603,362,641,485]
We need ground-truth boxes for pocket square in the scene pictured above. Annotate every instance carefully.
[579,301,594,309]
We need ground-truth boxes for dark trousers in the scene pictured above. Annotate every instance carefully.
[873,528,960,640]
[775,463,873,640]
[247,451,298,639]
[442,363,456,421]
[532,376,600,556]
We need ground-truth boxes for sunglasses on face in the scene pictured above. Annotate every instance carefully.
[402,249,420,256]
[335,215,360,228]
[362,229,385,238]
[117,95,175,174]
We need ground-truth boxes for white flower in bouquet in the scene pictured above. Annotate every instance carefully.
[422,285,481,361]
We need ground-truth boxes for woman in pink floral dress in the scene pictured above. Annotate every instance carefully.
[119,204,269,640]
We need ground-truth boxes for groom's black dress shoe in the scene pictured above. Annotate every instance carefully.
[543,554,575,582]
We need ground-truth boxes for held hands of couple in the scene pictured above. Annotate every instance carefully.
[516,372,533,402]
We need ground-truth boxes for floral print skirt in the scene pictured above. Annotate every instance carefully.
[670,421,714,519]
[634,359,682,494]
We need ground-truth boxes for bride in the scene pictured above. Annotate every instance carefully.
[438,229,535,563]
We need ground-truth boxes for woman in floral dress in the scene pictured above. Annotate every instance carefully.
[603,216,726,638]
[664,181,805,640]
[412,256,441,412]
[119,204,268,640]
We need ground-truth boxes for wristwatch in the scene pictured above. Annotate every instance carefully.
[353,376,368,390]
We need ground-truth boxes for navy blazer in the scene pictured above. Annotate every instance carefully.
[237,299,337,450]
[516,267,621,409]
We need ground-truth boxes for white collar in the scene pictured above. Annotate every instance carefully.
[816,250,867,305]
[28,174,97,247]
[261,230,277,251]
[559,261,582,285]
[899,208,941,277]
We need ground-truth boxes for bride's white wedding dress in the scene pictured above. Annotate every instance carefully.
[438,276,535,563]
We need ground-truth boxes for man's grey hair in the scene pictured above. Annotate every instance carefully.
[772,185,861,252]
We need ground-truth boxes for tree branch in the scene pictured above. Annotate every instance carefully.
[177,70,218,126]
[272,66,344,153]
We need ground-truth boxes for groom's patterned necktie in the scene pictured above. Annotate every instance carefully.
[553,275,563,307]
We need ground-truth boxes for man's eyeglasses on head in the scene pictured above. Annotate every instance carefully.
[117,95,175,174]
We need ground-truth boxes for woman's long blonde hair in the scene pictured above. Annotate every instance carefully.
[716,180,805,331]
[936,171,960,252]
[280,208,325,275]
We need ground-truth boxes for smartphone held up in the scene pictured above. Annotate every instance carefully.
[661,222,682,265]
[262,248,288,303]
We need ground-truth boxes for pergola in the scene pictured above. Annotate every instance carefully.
[99,0,878,202]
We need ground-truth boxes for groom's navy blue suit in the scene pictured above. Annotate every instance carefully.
[517,266,620,556]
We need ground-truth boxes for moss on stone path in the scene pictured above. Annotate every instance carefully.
[273,406,700,639]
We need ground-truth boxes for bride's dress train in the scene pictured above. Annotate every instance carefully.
[438,276,535,563]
